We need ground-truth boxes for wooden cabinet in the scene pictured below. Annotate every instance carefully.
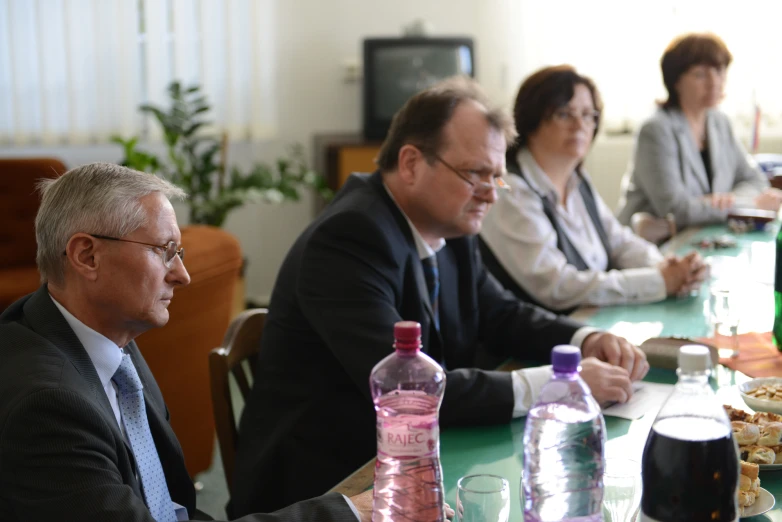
[314,133,383,191]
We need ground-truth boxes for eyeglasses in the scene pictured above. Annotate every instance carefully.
[432,153,510,195]
[88,234,184,267]
[551,109,600,128]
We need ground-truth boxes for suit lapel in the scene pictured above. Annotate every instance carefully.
[671,109,711,194]
[23,286,121,431]
[369,171,439,327]
[705,111,727,192]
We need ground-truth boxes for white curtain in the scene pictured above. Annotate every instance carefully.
[493,0,782,134]
[0,0,277,146]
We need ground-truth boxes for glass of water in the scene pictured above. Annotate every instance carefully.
[602,458,642,522]
[456,474,510,522]
[709,286,740,358]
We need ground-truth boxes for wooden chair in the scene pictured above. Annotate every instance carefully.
[208,308,267,491]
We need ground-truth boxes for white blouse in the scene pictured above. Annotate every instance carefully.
[480,148,666,311]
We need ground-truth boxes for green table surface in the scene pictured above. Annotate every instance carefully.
[440,224,782,521]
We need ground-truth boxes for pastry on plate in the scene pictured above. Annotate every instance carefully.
[739,461,760,516]
[725,405,753,422]
[751,411,782,426]
[732,421,760,445]
[758,422,782,446]
[741,445,776,465]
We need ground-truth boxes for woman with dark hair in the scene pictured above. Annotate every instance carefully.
[479,65,706,313]
[617,33,781,228]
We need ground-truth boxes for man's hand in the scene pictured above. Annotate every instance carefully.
[581,332,648,381]
[703,192,735,210]
[755,188,782,212]
[580,357,633,404]
[349,490,455,520]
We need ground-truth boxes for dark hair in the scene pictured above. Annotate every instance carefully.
[376,76,516,171]
[507,65,602,160]
[661,33,732,109]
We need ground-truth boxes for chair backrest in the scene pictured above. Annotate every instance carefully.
[208,308,267,491]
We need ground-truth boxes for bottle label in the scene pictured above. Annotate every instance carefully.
[377,421,439,458]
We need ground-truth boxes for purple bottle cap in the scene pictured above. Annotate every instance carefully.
[551,345,581,373]
[394,321,422,352]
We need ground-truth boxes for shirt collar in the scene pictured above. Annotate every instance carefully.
[49,294,124,388]
[383,181,445,260]
[517,148,580,205]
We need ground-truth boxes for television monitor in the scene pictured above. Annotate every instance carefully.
[362,37,475,141]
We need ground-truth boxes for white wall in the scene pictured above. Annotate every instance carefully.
[3,0,782,304]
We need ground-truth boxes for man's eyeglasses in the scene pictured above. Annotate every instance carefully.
[432,153,510,195]
[551,109,600,129]
[79,234,185,267]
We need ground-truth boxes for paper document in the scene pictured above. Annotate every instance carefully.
[602,382,674,420]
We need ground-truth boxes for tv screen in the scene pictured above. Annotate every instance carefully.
[363,37,475,140]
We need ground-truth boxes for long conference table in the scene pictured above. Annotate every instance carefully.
[332,224,782,521]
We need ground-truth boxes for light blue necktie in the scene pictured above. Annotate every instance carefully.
[113,353,177,522]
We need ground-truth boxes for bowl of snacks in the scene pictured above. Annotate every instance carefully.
[739,378,782,415]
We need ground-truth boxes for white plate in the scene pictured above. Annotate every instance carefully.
[738,378,782,415]
[742,487,775,518]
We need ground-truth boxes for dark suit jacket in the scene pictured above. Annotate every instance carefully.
[0,286,354,522]
[231,171,584,515]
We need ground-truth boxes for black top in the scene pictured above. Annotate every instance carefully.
[700,147,713,192]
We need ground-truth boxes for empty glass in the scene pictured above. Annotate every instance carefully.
[602,458,642,522]
[709,286,740,358]
[456,474,510,522]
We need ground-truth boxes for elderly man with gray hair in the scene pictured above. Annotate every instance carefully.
[0,163,372,522]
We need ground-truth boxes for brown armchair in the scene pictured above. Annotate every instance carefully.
[0,157,68,312]
[136,224,243,478]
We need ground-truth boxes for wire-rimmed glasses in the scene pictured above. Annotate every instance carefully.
[432,153,510,196]
[89,234,185,267]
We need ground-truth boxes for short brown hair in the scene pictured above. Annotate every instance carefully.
[661,33,732,109]
[375,76,516,171]
[507,65,602,159]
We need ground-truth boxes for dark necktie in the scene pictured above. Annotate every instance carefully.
[421,255,440,332]
[113,354,177,522]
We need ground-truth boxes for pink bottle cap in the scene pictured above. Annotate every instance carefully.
[394,321,422,351]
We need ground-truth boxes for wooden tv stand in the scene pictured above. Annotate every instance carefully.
[314,133,384,192]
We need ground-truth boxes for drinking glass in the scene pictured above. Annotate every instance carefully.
[456,474,510,522]
[602,458,642,522]
[709,286,740,358]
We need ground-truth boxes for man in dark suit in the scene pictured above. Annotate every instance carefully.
[231,77,649,515]
[0,163,369,521]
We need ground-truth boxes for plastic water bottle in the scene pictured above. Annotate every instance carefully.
[640,345,739,522]
[522,345,606,522]
[370,321,446,522]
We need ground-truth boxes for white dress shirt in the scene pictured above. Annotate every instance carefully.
[480,148,666,313]
[383,182,596,418]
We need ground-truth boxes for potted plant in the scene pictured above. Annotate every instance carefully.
[113,81,331,228]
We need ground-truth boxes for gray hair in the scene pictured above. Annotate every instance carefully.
[35,162,187,285]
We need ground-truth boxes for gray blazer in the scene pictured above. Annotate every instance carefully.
[616,108,768,227]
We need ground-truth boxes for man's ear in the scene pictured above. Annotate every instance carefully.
[397,144,424,185]
[64,234,101,282]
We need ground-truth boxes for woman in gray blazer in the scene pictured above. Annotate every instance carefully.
[617,33,781,228]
